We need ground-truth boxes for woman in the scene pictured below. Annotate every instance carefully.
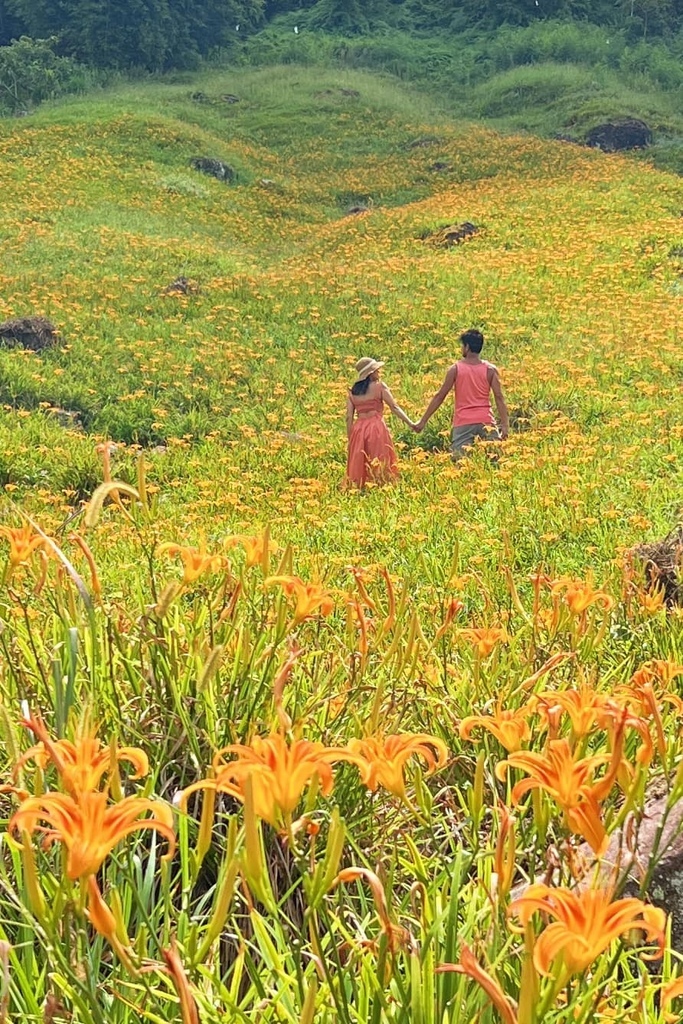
[345,357,415,488]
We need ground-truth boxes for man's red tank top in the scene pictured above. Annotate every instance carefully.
[453,360,495,427]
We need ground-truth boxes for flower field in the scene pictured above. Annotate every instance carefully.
[0,64,682,1022]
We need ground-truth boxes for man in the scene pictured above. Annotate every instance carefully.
[414,328,509,456]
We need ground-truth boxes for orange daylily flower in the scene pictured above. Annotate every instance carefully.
[224,530,276,569]
[509,884,666,976]
[535,682,613,738]
[162,939,200,1024]
[661,974,683,1023]
[434,598,466,641]
[181,733,356,829]
[333,867,411,954]
[460,626,508,658]
[436,943,518,1024]
[95,441,116,484]
[17,714,148,797]
[11,790,175,879]
[534,684,654,763]
[616,660,683,760]
[550,575,614,617]
[347,733,448,800]
[266,575,335,624]
[636,585,666,616]
[86,875,135,972]
[0,524,45,577]
[494,803,517,900]
[156,541,226,586]
[498,723,627,854]
[460,703,533,752]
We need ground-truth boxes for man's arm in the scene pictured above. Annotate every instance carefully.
[415,365,457,432]
[346,395,355,439]
[490,370,509,439]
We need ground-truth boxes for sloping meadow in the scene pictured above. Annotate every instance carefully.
[0,65,682,1023]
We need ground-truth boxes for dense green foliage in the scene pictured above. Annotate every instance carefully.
[1,0,682,69]
[0,0,264,66]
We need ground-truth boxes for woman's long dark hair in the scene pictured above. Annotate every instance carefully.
[351,376,372,396]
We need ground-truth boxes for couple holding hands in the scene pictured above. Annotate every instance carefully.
[346,328,509,488]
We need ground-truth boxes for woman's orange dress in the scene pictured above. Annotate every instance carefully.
[346,392,398,487]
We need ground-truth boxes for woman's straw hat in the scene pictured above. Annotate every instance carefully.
[355,357,384,382]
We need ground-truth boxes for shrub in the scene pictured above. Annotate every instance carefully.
[0,35,90,114]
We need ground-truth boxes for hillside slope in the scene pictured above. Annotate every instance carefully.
[0,65,681,585]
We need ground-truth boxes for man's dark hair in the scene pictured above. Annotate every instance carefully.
[461,328,484,354]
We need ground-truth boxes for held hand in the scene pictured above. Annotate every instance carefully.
[411,421,422,434]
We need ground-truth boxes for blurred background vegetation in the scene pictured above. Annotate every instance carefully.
[2,0,682,172]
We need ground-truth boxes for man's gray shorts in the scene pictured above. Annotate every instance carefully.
[451,423,501,458]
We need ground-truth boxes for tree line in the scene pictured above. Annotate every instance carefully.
[0,0,680,70]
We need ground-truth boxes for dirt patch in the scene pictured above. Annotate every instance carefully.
[423,222,480,248]
[0,316,59,352]
[630,525,683,607]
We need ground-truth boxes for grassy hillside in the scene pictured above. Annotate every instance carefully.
[0,65,682,1023]
[246,20,683,174]
[1,65,681,579]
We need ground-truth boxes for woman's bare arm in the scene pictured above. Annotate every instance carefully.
[346,395,355,439]
[382,384,415,429]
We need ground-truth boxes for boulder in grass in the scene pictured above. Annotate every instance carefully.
[189,157,235,183]
[585,119,652,152]
[511,787,683,953]
[408,135,441,149]
[424,221,480,248]
[584,790,683,953]
[163,276,201,296]
[0,316,59,352]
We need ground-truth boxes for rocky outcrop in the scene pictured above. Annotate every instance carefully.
[586,119,652,152]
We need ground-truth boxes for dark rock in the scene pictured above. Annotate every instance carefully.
[630,525,683,607]
[191,91,209,103]
[345,203,371,216]
[0,316,59,352]
[428,161,452,172]
[221,94,240,104]
[584,791,683,952]
[424,221,480,248]
[585,118,652,152]
[512,788,683,953]
[508,406,532,432]
[189,157,235,183]
[163,276,200,296]
[46,407,83,430]
[408,135,441,149]
[314,88,359,100]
